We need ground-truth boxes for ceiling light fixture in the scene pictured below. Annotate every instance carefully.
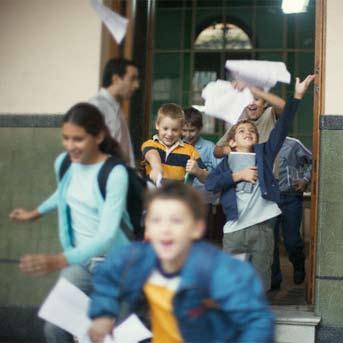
[282,0,310,14]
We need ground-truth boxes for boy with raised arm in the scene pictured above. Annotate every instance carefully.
[214,81,286,158]
[205,75,315,290]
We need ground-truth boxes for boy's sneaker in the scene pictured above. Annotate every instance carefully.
[293,267,306,284]
[269,281,281,291]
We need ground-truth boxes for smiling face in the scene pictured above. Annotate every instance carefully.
[182,123,201,146]
[62,122,104,164]
[156,116,183,147]
[245,97,265,120]
[229,122,258,152]
[145,198,205,273]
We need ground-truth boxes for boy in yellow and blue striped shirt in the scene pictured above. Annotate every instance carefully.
[141,103,208,184]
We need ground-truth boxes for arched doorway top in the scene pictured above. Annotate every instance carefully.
[194,23,253,50]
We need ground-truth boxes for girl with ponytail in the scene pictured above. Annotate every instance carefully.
[9,103,132,342]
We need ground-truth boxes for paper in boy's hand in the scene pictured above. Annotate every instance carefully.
[156,172,163,188]
[80,314,152,343]
[228,152,256,193]
[197,80,253,125]
[225,60,291,91]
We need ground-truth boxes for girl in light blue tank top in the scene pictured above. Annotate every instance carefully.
[9,103,131,342]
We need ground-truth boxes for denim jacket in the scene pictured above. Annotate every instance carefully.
[205,98,300,220]
[89,241,274,343]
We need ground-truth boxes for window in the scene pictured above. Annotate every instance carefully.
[194,23,253,50]
[151,0,315,147]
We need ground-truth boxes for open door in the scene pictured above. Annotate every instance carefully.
[306,0,326,303]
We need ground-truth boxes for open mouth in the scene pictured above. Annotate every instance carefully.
[161,239,174,249]
[163,138,174,146]
[247,105,257,112]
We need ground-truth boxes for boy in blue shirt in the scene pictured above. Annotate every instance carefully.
[182,107,224,243]
[87,182,274,343]
[205,75,315,290]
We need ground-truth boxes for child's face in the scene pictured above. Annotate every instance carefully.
[229,123,258,151]
[145,198,205,272]
[156,116,183,147]
[62,122,103,164]
[182,123,201,146]
[245,97,265,120]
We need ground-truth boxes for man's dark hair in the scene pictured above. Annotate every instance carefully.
[184,107,203,129]
[102,58,137,87]
[144,181,206,220]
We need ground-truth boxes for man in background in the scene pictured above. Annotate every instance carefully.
[89,58,139,167]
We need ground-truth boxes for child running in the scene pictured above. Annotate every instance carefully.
[205,75,315,290]
[87,182,274,343]
[9,103,132,343]
[141,103,207,184]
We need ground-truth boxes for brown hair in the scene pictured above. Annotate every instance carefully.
[63,102,124,160]
[227,119,259,149]
[184,107,203,129]
[156,103,185,126]
[144,181,206,220]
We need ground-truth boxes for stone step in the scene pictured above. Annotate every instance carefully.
[272,305,321,343]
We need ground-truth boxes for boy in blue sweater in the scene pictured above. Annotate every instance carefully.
[87,182,274,343]
[205,75,315,290]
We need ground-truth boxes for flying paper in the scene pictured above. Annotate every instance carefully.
[194,79,253,125]
[225,60,291,91]
[90,0,128,44]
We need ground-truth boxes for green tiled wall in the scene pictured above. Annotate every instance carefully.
[315,130,343,326]
[0,128,62,306]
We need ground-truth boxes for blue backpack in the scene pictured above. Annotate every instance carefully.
[58,154,146,240]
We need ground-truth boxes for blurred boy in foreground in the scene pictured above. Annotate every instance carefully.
[88,182,274,343]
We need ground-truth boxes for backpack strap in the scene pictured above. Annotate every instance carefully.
[59,154,72,181]
[97,156,135,241]
[97,156,123,199]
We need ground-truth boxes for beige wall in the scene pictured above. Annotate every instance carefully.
[324,0,343,115]
[0,0,103,114]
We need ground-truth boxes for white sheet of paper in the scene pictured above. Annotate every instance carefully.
[89,0,128,44]
[156,173,163,188]
[80,314,152,343]
[196,79,253,125]
[39,278,151,343]
[38,278,91,338]
[113,314,152,343]
[225,60,291,91]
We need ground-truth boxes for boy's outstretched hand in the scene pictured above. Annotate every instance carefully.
[88,317,115,343]
[294,74,316,100]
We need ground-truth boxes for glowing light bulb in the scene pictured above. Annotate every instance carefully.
[282,0,310,14]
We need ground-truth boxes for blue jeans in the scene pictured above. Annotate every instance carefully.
[271,194,305,285]
[44,261,97,343]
